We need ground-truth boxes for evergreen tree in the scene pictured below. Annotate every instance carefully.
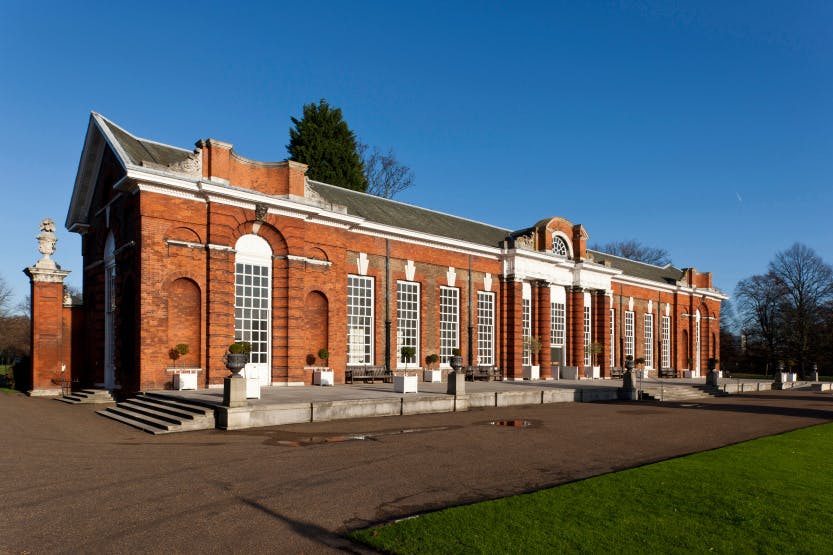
[287,99,366,192]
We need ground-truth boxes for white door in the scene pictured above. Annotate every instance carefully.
[235,235,272,398]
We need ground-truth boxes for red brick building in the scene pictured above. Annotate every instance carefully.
[50,113,725,394]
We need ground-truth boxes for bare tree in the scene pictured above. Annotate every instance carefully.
[590,239,671,266]
[358,143,415,199]
[735,272,784,374]
[0,275,11,317]
[768,243,833,375]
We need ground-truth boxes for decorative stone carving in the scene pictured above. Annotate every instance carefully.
[404,260,416,281]
[35,218,59,270]
[446,266,456,287]
[356,252,369,276]
[483,273,492,292]
[168,152,202,176]
[255,203,268,222]
[514,234,535,251]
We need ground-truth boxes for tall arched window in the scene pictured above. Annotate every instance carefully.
[104,232,116,390]
[695,310,702,374]
[235,235,272,388]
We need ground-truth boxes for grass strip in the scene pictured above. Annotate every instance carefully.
[350,423,833,554]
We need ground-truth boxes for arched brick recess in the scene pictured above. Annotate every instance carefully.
[166,278,201,372]
[303,291,329,372]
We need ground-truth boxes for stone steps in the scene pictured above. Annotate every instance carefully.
[640,384,728,402]
[96,393,215,434]
[56,388,115,404]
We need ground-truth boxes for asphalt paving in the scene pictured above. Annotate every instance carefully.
[2,389,832,554]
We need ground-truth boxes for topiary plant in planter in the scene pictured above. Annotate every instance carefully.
[401,346,416,369]
[169,343,189,367]
[318,347,330,367]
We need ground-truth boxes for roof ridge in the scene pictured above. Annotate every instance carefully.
[307,179,512,233]
[586,248,680,272]
[92,112,193,154]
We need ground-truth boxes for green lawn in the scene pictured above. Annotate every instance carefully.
[0,364,17,393]
[350,423,833,554]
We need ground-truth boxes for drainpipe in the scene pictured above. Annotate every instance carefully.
[467,256,473,366]
[385,240,391,372]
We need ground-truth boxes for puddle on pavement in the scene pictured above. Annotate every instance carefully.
[263,425,454,447]
[489,419,534,428]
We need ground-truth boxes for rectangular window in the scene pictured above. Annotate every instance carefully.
[625,311,634,359]
[661,315,671,369]
[235,262,271,364]
[551,302,565,347]
[583,305,592,367]
[477,292,495,366]
[610,308,615,368]
[396,281,419,367]
[644,313,654,368]
[440,287,459,365]
[347,275,374,364]
[522,297,532,365]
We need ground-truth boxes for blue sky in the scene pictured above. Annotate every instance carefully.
[1,1,831,309]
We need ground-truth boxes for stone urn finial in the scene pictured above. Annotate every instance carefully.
[35,218,58,269]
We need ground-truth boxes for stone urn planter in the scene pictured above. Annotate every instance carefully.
[224,341,252,376]
[620,356,638,400]
[447,349,465,395]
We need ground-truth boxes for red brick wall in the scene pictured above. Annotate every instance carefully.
[29,281,64,392]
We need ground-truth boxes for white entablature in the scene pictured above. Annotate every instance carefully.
[501,249,621,292]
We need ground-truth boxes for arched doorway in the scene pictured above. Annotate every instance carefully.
[234,235,272,390]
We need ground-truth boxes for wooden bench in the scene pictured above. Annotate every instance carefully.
[610,367,624,379]
[345,365,391,384]
[466,365,502,381]
[659,367,678,379]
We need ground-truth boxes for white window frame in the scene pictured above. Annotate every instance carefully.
[625,311,635,359]
[551,302,565,348]
[610,308,615,368]
[522,297,532,365]
[552,236,569,257]
[477,291,495,366]
[583,305,592,367]
[396,281,420,368]
[644,313,654,369]
[439,286,459,366]
[347,275,374,365]
[661,315,671,369]
[234,260,272,365]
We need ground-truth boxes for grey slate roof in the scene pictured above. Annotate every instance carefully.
[97,113,195,168]
[306,180,511,248]
[587,249,684,285]
[89,114,692,285]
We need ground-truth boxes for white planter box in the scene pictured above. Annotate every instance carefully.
[173,372,198,390]
[167,367,201,391]
[423,369,442,383]
[313,369,334,386]
[788,372,797,382]
[523,365,540,380]
[246,376,261,399]
[585,366,600,379]
[394,374,418,393]
[683,370,701,379]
